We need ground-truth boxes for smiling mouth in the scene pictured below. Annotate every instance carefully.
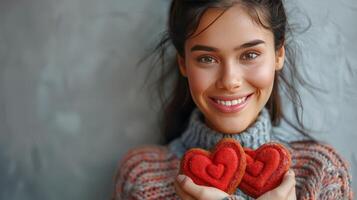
[211,93,253,107]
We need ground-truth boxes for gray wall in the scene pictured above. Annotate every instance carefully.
[0,0,356,199]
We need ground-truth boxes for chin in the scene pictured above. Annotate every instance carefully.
[205,114,250,134]
[221,127,247,134]
[213,123,249,134]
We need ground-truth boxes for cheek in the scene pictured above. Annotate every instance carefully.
[246,64,275,90]
[186,67,216,96]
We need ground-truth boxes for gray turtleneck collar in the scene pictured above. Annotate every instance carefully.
[169,108,272,158]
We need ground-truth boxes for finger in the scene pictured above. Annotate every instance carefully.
[176,174,204,198]
[174,179,196,200]
[287,182,297,200]
[276,169,296,194]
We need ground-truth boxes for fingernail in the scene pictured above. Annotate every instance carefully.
[176,174,186,183]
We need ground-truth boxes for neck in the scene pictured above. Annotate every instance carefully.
[169,108,272,157]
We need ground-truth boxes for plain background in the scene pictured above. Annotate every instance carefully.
[0,0,356,199]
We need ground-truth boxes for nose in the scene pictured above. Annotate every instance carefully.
[216,61,243,91]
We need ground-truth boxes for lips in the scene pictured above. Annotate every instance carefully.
[209,93,254,113]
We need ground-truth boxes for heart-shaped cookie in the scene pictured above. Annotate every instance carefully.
[238,143,291,198]
[180,138,246,194]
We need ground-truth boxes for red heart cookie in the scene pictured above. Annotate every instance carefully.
[180,138,246,194]
[238,143,291,198]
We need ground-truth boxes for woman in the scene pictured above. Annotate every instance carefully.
[113,0,352,199]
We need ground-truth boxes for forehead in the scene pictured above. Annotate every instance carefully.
[185,4,274,50]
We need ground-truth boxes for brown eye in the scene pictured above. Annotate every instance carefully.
[241,52,259,60]
[197,56,217,64]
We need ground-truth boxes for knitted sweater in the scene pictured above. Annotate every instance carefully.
[112,108,353,200]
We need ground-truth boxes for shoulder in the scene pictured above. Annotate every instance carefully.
[118,145,177,167]
[289,140,348,166]
[112,145,180,200]
[289,140,350,172]
[288,140,353,200]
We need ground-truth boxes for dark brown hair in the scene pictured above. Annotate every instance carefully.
[144,0,315,144]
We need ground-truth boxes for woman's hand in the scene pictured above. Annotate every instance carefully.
[174,169,296,200]
[174,174,229,200]
[257,170,296,200]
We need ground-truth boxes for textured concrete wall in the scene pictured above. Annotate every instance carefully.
[0,0,356,199]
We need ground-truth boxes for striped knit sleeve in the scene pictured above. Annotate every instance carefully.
[111,145,180,200]
[290,141,353,200]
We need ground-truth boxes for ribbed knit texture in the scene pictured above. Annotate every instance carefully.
[169,108,271,158]
[113,108,353,200]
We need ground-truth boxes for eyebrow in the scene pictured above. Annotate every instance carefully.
[190,39,265,52]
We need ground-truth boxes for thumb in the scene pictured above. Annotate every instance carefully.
[176,175,204,198]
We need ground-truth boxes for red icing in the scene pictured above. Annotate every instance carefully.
[239,143,291,198]
[180,138,246,194]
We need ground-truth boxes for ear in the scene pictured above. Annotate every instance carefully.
[275,45,285,71]
[177,54,187,77]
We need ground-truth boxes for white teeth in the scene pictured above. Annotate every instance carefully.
[216,96,247,107]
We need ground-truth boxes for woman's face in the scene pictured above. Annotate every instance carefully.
[178,4,285,134]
